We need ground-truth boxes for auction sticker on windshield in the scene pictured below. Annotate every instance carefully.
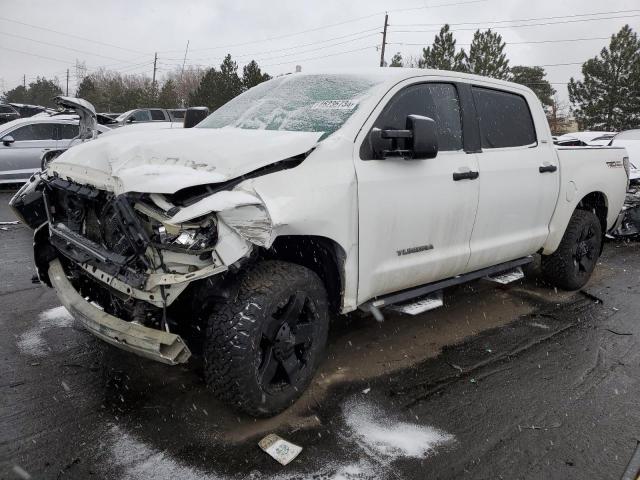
[311,100,358,110]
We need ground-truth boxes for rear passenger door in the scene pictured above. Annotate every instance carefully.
[466,86,559,272]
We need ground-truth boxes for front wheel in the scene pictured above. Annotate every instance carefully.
[204,261,329,417]
[541,209,602,290]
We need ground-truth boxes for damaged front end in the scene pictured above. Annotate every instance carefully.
[10,173,274,364]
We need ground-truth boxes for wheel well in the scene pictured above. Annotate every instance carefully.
[267,236,345,313]
[577,192,608,232]
[577,191,608,251]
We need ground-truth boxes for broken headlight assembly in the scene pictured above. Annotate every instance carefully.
[153,218,218,252]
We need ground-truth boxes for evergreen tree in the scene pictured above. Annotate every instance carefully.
[510,66,555,106]
[189,55,245,110]
[2,85,28,104]
[157,79,180,108]
[389,52,403,67]
[25,77,63,107]
[568,25,640,131]
[418,24,465,71]
[464,29,510,79]
[242,60,271,89]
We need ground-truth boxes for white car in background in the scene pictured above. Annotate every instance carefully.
[0,100,110,184]
[556,131,617,146]
[610,129,640,183]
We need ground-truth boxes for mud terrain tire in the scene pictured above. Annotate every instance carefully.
[541,209,602,290]
[204,261,329,417]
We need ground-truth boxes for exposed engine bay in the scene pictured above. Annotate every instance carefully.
[11,172,276,336]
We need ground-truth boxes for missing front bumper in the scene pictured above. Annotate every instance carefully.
[48,258,191,365]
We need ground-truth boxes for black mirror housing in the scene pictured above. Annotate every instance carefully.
[407,114,438,159]
[370,115,438,160]
[2,135,15,146]
[184,106,210,128]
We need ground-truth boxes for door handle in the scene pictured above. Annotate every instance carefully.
[453,170,479,181]
[539,164,557,173]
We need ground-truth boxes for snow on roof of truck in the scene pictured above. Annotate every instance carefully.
[288,68,536,93]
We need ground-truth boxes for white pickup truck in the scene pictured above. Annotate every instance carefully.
[11,69,629,416]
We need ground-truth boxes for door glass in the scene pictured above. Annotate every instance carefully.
[57,124,80,139]
[131,110,151,121]
[10,123,56,141]
[472,87,537,148]
[150,109,166,120]
[360,83,463,159]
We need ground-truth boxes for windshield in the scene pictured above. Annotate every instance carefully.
[197,74,382,138]
[115,110,135,122]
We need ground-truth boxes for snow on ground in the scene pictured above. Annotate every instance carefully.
[342,398,454,463]
[16,306,74,356]
[104,397,454,480]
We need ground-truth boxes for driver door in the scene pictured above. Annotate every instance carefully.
[354,81,480,303]
[0,122,57,182]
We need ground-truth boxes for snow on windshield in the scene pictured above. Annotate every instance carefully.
[197,74,381,138]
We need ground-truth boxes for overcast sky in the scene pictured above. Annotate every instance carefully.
[1,0,639,103]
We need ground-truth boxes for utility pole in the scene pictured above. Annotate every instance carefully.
[180,40,190,77]
[23,74,26,88]
[152,52,158,86]
[379,13,388,67]
[66,69,69,96]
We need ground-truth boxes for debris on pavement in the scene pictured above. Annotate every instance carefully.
[258,434,303,466]
[0,220,19,225]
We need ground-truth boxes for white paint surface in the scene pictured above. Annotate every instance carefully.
[16,306,74,356]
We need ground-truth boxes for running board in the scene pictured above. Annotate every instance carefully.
[484,266,524,285]
[363,256,533,313]
[388,291,444,315]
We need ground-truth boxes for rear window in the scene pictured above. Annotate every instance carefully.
[472,87,536,149]
[169,110,185,119]
[57,123,79,139]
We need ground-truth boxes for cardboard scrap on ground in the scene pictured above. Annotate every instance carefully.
[258,433,303,466]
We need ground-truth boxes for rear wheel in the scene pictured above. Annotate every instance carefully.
[204,261,329,417]
[541,209,602,290]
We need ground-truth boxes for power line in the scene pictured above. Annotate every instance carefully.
[389,36,611,47]
[0,31,143,64]
[390,13,640,34]
[393,7,640,28]
[0,15,148,55]
[157,0,492,53]
[261,44,378,68]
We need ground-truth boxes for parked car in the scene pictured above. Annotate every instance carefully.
[8,103,48,118]
[556,131,617,146]
[113,108,186,126]
[609,129,640,183]
[11,69,628,417]
[608,129,640,238]
[0,104,20,125]
[0,97,109,183]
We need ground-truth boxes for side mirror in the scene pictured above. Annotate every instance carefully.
[184,106,210,128]
[126,117,135,123]
[2,135,15,146]
[370,114,438,160]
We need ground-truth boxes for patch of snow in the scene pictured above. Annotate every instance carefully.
[343,400,454,460]
[16,306,74,356]
[107,426,223,480]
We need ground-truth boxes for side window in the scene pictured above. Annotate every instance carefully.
[360,83,463,159]
[57,124,80,139]
[472,87,536,149]
[11,123,56,141]
[150,109,166,121]
[131,110,151,121]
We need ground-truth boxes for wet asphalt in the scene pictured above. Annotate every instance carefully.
[1,186,640,480]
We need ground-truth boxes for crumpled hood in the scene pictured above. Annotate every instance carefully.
[49,128,323,194]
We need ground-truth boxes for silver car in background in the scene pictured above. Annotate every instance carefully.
[0,98,110,184]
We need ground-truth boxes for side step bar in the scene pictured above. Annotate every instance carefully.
[363,257,533,316]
